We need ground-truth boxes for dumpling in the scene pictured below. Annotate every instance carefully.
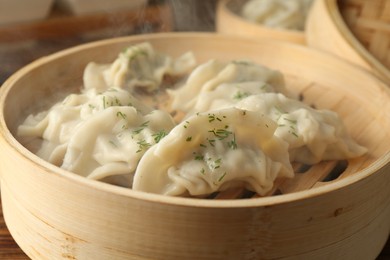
[241,0,314,30]
[18,87,175,187]
[133,107,293,196]
[62,107,174,183]
[18,88,151,149]
[84,42,196,93]
[188,81,276,114]
[235,93,367,164]
[168,59,286,114]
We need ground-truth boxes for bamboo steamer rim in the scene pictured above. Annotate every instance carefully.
[0,32,389,209]
[315,0,390,83]
[216,0,305,44]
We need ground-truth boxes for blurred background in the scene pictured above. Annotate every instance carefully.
[0,0,217,84]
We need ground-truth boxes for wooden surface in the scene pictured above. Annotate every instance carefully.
[306,0,390,85]
[0,198,389,259]
[0,198,29,259]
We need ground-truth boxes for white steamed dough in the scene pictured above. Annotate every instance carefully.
[17,42,366,196]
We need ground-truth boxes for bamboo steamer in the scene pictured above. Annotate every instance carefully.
[0,33,390,259]
[306,0,390,85]
[216,0,306,44]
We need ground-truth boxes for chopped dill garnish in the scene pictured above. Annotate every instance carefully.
[133,121,149,135]
[129,50,148,61]
[227,133,237,150]
[186,136,192,142]
[218,172,227,182]
[208,113,222,123]
[116,111,127,119]
[289,130,299,138]
[114,97,122,106]
[193,152,204,161]
[233,91,250,100]
[207,138,216,147]
[208,128,233,140]
[153,130,168,143]
[136,139,151,153]
[211,158,222,170]
[214,158,222,169]
[123,46,148,61]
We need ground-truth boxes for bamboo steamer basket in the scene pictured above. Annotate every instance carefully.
[306,0,390,85]
[216,0,306,44]
[0,33,390,259]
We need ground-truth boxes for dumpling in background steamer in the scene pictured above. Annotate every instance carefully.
[168,59,287,114]
[235,93,367,164]
[241,0,314,30]
[84,42,196,93]
[133,107,293,197]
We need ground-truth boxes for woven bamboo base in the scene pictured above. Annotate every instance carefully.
[339,0,390,70]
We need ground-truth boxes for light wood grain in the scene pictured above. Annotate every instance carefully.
[306,0,390,85]
[0,198,29,259]
[0,33,390,259]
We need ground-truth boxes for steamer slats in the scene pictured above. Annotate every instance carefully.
[307,0,390,85]
[339,0,390,71]
[280,161,339,193]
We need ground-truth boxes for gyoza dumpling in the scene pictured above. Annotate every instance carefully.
[133,107,293,196]
[18,87,152,155]
[84,42,196,92]
[241,0,314,30]
[235,93,367,164]
[168,59,286,114]
[189,81,276,114]
[62,107,174,184]
[18,87,175,187]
